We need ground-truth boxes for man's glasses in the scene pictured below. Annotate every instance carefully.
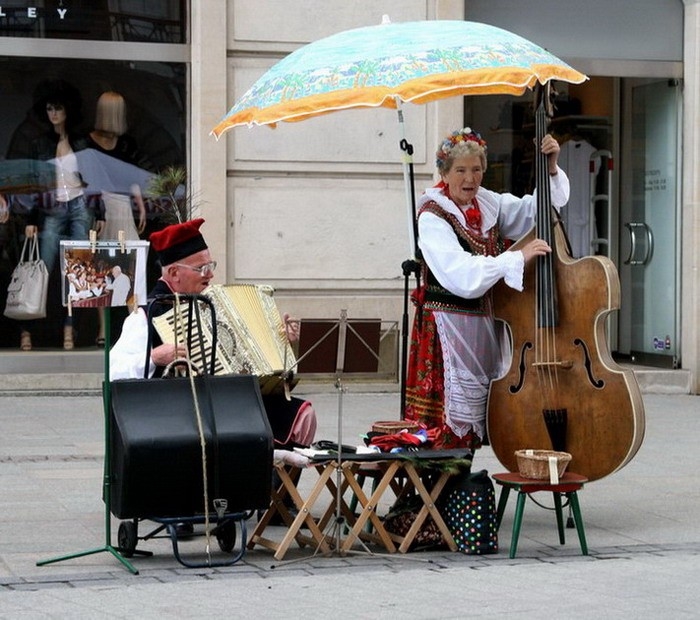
[174,261,217,275]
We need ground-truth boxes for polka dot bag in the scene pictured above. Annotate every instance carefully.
[441,469,498,554]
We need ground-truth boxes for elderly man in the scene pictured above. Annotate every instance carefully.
[110,218,317,449]
[107,265,132,307]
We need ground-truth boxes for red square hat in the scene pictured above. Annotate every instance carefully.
[149,218,208,265]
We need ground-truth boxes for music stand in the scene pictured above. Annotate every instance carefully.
[278,309,380,558]
[37,238,149,574]
[327,309,355,553]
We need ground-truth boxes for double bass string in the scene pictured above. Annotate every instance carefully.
[534,95,560,406]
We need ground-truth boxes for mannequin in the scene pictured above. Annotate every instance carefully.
[21,79,101,351]
[87,91,147,240]
[87,91,148,345]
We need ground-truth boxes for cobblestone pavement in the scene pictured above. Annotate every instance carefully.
[0,390,697,618]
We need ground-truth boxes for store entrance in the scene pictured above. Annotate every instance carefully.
[466,75,682,368]
[618,78,682,368]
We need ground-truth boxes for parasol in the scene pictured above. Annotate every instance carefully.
[212,18,586,133]
[72,149,155,196]
[0,159,58,194]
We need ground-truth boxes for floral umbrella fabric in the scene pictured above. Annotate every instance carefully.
[212,19,586,136]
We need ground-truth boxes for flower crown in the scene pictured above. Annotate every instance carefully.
[436,127,487,167]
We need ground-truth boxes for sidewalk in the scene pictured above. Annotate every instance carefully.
[0,387,697,618]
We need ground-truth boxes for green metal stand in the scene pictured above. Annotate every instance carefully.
[36,307,140,574]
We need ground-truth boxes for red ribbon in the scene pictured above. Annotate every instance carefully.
[464,202,481,229]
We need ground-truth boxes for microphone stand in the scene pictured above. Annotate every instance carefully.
[398,137,422,420]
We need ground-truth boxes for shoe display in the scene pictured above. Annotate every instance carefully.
[20,330,32,352]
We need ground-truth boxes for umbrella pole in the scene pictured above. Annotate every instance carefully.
[396,103,421,420]
[396,102,419,258]
[400,258,420,420]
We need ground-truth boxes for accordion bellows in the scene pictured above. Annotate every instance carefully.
[152,284,297,394]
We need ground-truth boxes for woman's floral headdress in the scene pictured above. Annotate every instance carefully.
[436,127,487,167]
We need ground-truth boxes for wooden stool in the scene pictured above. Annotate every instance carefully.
[492,472,588,559]
[347,462,407,535]
[248,464,334,560]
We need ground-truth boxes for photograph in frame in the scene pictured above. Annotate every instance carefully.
[60,240,149,309]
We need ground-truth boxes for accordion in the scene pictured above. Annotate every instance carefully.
[152,283,297,394]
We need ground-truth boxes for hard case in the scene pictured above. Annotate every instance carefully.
[109,373,273,519]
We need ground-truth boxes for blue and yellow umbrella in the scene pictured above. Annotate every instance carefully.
[212,18,587,136]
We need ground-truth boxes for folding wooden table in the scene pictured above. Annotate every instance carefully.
[248,449,471,560]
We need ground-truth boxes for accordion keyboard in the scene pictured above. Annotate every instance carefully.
[152,284,296,394]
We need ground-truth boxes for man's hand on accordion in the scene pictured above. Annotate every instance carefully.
[151,342,188,367]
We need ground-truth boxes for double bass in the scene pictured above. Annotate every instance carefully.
[486,84,645,482]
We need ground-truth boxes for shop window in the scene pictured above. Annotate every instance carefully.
[0,1,186,43]
[0,56,186,349]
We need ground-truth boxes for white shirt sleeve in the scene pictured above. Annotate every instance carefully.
[418,212,526,298]
[109,308,155,380]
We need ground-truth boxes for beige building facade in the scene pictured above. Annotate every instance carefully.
[0,1,698,393]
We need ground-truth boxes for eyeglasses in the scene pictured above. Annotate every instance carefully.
[174,261,217,275]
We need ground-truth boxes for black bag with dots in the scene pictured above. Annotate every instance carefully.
[441,469,498,555]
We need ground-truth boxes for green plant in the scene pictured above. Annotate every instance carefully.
[148,165,201,224]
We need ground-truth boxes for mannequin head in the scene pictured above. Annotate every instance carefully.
[33,79,83,132]
[94,91,127,136]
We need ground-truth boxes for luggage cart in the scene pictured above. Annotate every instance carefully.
[117,511,252,568]
[109,293,274,568]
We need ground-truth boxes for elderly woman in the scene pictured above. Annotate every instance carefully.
[404,127,570,451]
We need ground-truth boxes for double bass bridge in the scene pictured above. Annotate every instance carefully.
[531,360,574,370]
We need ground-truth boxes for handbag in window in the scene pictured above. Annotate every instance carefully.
[3,235,49,321]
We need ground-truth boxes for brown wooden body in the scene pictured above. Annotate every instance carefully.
[486,221,645,482]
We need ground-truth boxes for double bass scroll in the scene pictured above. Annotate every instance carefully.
[486,83,645,482]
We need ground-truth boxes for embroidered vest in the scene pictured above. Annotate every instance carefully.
[419,201,505,316]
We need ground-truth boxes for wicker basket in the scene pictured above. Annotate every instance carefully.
[515,449,572,480]
[372,420,420,434]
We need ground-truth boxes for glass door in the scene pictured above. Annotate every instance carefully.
[619,79,681,368]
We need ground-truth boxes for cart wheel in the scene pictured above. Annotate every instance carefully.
[216,520,237,553]
[118,520,138,558]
